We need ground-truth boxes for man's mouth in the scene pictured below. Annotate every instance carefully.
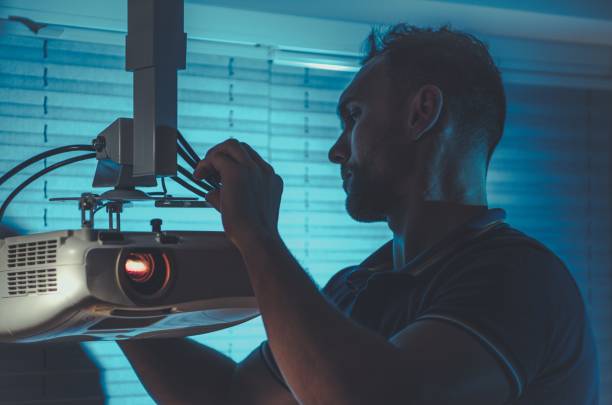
[342,174,352,191]
[341,169,352,181]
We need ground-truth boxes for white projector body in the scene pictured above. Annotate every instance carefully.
[0,228,258,343]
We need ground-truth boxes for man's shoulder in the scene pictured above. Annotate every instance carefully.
[321,265,360,295]
[321,238,393,293]
[455,224,568,271]
[443,224,582,302]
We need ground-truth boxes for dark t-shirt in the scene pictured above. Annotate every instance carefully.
[260,208,599,404]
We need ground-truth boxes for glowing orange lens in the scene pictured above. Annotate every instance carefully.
[124,253,154,283]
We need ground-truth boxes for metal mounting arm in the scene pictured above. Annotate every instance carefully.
[127,0,186,179]
[92,0,186,191]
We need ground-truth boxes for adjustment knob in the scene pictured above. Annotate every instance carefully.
[150,218,162,232]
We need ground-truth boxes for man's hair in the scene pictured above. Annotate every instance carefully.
[362,24,506,169]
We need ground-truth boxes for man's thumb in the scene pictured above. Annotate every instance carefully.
[204,189,221,212]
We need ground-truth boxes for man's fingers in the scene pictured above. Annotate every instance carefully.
[239,142,275,174]
[193,151,238,182]
[203,138,255,168]
[194,138,275,185]
[204,188,221,212]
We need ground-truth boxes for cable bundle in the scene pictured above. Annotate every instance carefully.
[0,131,217,222]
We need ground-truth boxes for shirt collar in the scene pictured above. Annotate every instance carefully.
[359,207,507,275]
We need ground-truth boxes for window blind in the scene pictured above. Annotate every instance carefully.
[0,26,610,404]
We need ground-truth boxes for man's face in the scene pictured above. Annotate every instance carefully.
[328,55,420,222]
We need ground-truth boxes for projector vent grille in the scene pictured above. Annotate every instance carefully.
[7,239,58,268]
[7,268,58,296]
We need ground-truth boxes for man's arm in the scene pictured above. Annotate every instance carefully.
[117,338,298,404]
[237,233,512,405]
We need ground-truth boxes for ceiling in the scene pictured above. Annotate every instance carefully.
[185,0,612,23]
[439,0,612,20]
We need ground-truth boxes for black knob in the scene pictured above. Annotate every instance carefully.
[92,136,105,152]
[150,218,162,232]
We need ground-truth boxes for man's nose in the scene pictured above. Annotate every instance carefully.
[328,136,348,164]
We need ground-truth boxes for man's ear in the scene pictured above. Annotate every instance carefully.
[406,84,443,142]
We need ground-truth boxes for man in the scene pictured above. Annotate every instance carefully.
[118,24,598,404]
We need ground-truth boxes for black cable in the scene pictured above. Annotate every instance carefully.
[177,144,198,169]
[177,131,200,165]
[170,176,208,199]
[148,177,169,197]
[161,177,167,196]
[177,165,214,192]
[176,138,221,190]
[0,145,95,187]
[94,202,108,214]
[0,153,97,222]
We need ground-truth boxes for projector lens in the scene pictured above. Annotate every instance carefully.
[119,250,172,298]
[124,253,154,283]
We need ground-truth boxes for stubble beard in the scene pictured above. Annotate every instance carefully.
[345,163,397,223]
[344,139,417,223]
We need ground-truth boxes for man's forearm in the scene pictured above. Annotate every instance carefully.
[237,233,410,405]
[117,337,236,404]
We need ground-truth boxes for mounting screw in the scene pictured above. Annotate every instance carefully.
[92,136,105,152]
[151,218,162,232]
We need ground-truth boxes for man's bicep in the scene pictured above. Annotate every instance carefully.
[229,344,298,405]
[390,319,512,405]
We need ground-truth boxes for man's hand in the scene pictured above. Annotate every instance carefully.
[193,138,284,249]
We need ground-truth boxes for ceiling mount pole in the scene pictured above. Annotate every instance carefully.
[126,0,187,181]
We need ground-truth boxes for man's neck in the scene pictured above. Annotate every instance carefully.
[389,201,489,271]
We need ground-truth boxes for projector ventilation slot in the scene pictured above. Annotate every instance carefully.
[7,268,58,297]
[7,239,58,268]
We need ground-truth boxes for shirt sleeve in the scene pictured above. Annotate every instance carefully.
[259,340,290,390]
[413,244,587,402]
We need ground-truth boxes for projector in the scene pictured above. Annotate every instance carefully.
[0,227,258,343]
[0,0,262,343]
